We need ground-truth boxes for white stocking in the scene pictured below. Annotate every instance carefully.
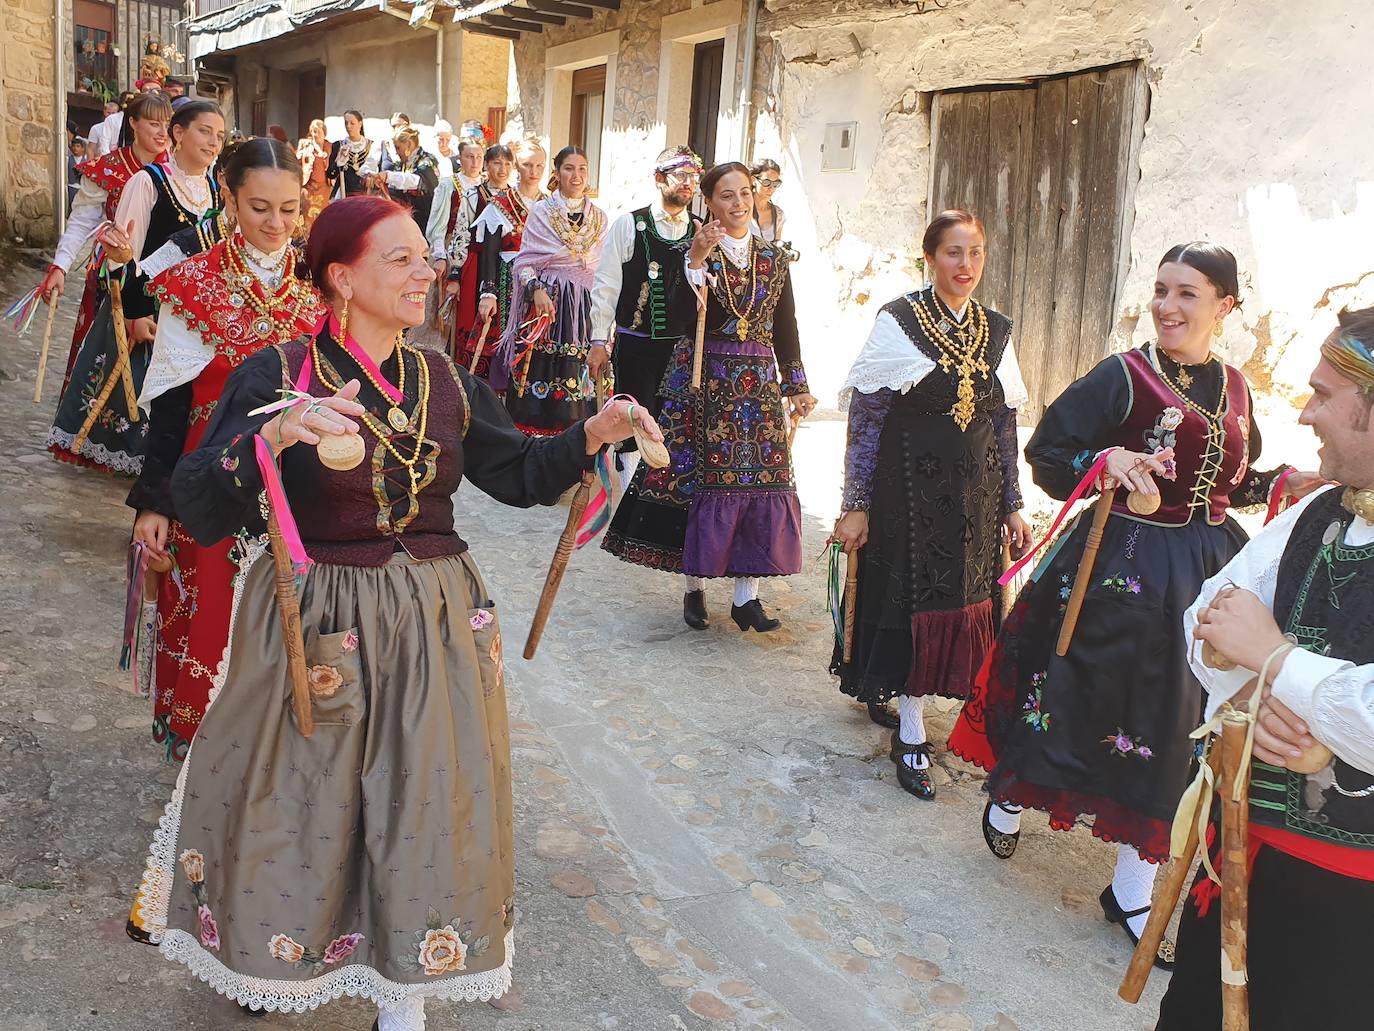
[732,577,759,606]
[987,800,1022,835]
[685,575,706,593]
[377,996,425,1031]
[1112,843,1158,938]
[897,695,929,769]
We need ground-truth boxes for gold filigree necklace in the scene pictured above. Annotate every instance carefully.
[908,288,990,432]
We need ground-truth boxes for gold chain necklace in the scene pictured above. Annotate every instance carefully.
[346,139,371,172]
[549,201,606,263]
[222,234,313,339]
[1150,343,1227,423]
[313,338,432,495]
[716,238,758,341]
[339,330,411,433]
[908,289,990,431]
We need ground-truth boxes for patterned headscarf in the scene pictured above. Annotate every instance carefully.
[1322,318,1374,392]
[654,146,704,176]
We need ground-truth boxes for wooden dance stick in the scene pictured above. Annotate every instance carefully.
[469,315,492,374]
[842,548,860,663]
[690,284,706,391]
[524,469,595,660]
[1054,482,1117,656]
[1119,742,1225,1003]
[108,278,141,423]
[71,344,129,454]
[266,508,314,738]
[1218,710,1251,1031]
[787,411,802,449]
[31,300,58,403]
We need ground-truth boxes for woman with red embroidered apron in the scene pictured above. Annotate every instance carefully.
[129,196,660,1028]
[948,243,1320,966]
[36,93,172,401]
[48,101,225,474]
[125,139,325,762]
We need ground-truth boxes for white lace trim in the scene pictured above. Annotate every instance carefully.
[209,538,267,702]
[837,307,1029,412]
[140,311,215,411]
[472,201,513,244]
[46,426,144,474]
[159,927,513,1013]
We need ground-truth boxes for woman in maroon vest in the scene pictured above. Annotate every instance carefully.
[949,243,1321,966]
[129,196,659,1028]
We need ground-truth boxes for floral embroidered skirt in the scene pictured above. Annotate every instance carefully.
[948,511,1248,862]
[62,263,105,395]
[150,524,248,762]
[450,260,511,384]
[503,279,604,436]
[602,336,802,578]
[47,295,150,474]
[831,406,1003,703]
[131,549,515,1011]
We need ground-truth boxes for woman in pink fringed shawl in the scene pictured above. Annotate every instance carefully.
[494,146,610,435]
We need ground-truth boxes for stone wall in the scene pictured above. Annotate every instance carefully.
[459,32,509,127]
[1,0,58,245]
[752,0,1374,413]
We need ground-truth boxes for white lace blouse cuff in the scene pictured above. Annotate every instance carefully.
[683,260,708,287]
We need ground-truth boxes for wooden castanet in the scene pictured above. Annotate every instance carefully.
[267,508,314,737]
[523,469,595,660]
[1055,484,1117,656]
[1119,743,1224,1003]
[108,278,140,423]
[842,548,860,663]
[690,284,706,391]
[1219,710,1251,1031]
[468,315,492,374]
[31,300,58,403]
[143,549,173,602]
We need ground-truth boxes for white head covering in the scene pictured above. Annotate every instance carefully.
[434,119,453,135]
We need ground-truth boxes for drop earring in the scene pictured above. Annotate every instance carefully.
[1213,320,1224,338]
[337,298,349,342]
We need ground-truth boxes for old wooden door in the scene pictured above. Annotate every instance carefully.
[297,66,327,140]
[929,63,1145,419]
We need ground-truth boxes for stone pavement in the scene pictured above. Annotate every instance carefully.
[0,279,1166,1031]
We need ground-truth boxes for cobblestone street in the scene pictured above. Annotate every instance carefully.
[0,278,1165,1031]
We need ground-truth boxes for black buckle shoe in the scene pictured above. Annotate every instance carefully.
[866,701,899,729]
[1099,885,1175,970]
[731,599,780,632]
[981,798,1021,860]
[683,590,709,630]
[889,732,936,799]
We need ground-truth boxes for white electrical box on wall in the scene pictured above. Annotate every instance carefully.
[821,121,858,171]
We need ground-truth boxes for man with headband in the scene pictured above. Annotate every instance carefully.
[1156,306,1374,1029]
[589,146,703,491]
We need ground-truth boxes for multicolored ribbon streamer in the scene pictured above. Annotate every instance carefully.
[119,541,148,679]
[3,287,42,336]
[573,450,615,549]
[1264,467,1295,525]
[509,312,552,373]
[999,449,1118,586]
[825,539,845,651]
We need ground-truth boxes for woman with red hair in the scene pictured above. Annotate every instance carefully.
[130,196,660,1029]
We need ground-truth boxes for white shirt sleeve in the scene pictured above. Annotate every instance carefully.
[996,340,1029,410]
[86,123,107,160]
[385,170,421,192]
[109,169,157,272]
[590,211,636,343]
[683,256,708,288]
[426,176,453,260]
[139,238,192,282]
[1183,484,1374,772]
[138,302,216,412]
[52,178,108,271]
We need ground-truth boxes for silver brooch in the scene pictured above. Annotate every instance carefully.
[1323,520,1341,545]
[647,261,660,280]
[636,220,646,231]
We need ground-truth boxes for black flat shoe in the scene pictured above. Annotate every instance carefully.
[731,599,780,632]
[866,701,899,729]
[981,798,1021,860]
[1099,885,1175,970]
[683,590,709,630]
[889,732,936,800]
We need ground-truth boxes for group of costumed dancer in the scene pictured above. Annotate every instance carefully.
[18,96,1369,1023]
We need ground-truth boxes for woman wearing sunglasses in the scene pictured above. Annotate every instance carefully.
[750,158,786,244]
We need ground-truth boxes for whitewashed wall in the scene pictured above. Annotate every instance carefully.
[755,0,1374,416]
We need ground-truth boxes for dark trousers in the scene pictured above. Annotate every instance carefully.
[1156,844,1374,1030]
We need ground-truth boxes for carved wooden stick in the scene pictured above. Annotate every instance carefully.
[690,284,706,391]
[71,344,129,454]
[524,469,595,660]
[1219,710,1251,1031]
[468,315,492,374]
[787,411,801,449]
[266,508,314,737]
[108,278,140,423]
[1055,484,1117,656]
[843,548,860,663]
[31,300,58,403]
[1119,743,1224,1003]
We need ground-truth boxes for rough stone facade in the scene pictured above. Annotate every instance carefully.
[751,0,1374,409]
[1,0,58,245]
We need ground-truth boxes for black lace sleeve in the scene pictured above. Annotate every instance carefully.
[126,383,193,518]
[1231,394,1289,508]
[1025,355,1132,501]
[993,404,1024,514]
